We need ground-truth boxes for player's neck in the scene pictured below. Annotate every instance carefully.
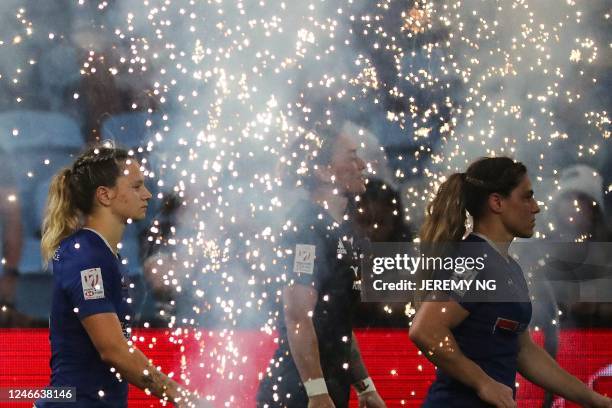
[473,221,513,257]
[83,214,126,255]
[309,187,348,223]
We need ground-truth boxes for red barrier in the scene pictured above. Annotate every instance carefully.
[0,329,610,407]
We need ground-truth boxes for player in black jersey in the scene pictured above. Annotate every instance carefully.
[257,127,386,408]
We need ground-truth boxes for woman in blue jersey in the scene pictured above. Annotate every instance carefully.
[37,145,198,407]
[409,157,612,408]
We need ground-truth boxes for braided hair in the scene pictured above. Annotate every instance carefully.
[41,145,130,263]
[415,157,527,306]
[419,157,527,244]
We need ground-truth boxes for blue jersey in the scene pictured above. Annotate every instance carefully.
[37,229,133,407]
[423,234,533,407]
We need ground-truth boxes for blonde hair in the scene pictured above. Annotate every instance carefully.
[41,168,80,263]
[41,145,129,264]
[419,173,467,245]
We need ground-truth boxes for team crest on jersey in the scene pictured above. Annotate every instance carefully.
[80,268,105,300]
[293,244,316,275]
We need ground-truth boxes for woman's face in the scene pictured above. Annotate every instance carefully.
[327,133,367,195]
[499,175,540,238]
[109,160,152,222]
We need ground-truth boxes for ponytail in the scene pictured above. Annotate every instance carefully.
[419,173,467,244]
[41,168,80,264]
[419,157,527,244]
[415,157,527,306]
[415,173,466,307]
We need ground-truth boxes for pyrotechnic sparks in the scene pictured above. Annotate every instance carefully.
[0,0,609,405]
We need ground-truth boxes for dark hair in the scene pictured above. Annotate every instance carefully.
[41,145,130,262]
[281,123,341,191]
[353,179,412,241]
[419,157,527,243]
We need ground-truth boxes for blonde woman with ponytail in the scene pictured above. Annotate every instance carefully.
[409,157,612,408]
[40,167,80,264]
[36,145,200,408]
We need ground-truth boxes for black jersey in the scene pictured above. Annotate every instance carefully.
[257,199,362,408]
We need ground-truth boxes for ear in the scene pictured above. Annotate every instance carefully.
[487,193,504,214]
[313,164,334,185]
[95,185,116,207]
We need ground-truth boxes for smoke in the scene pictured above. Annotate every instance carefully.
[96,0,391,403]
[407,0,610,234]
[0,0,609,403]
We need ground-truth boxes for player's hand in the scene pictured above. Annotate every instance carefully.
[358,390,387,407]
[584,390,612,408]
[308,393,336,408]
[476,377,516,408]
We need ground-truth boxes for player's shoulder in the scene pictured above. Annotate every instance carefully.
[59,229,101,252]
[56,229,115,266]
[462,233,485,244]
[460,233,494,256]
[290,199,321,220]
[281,199,333,243]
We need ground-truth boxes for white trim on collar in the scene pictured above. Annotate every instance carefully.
[83,227,118,258]
[471,232,510,263]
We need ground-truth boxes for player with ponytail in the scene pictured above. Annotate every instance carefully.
[410,157,611,408]
[37,145,199,408]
